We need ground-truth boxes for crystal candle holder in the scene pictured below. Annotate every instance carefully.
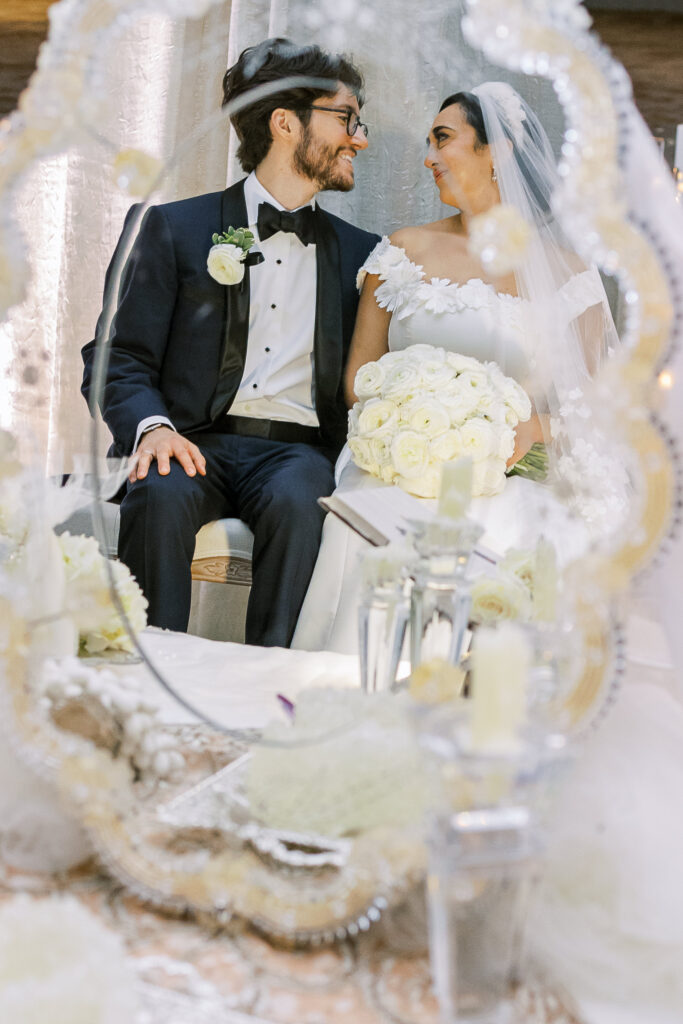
[359,579,410,693]
[420,730,569,1024]
[409,518,483,672]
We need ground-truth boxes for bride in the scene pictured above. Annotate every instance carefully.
[292,81,615,654]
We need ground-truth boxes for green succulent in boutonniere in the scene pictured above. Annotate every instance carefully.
[207,226,256,285]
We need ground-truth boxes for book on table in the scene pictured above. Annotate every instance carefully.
[319,483,499,575]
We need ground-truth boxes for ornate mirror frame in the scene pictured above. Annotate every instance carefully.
[0,0,680,941]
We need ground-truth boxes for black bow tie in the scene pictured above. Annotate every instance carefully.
[257,202,317,246]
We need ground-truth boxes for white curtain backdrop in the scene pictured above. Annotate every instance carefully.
[0,0,568,473]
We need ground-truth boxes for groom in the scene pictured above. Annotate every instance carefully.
[81,38,379,647]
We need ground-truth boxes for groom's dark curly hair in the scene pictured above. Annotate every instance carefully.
[223,38,365,173]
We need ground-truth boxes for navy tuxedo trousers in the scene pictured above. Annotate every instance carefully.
[118,432,335,647]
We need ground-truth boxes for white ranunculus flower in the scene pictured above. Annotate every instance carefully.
[502,378,532,422]
[347,402,361,435]
[380,463,397,483]
[441,380,483,424]
[460,418,497,462]
[404,398,451,438]
[357,398,399,435]
[348,436,380,475]
[368,429,394,466]
[497,426,516,462]
[207,242,246,285]
[429,428,465,462]
[445,352,486,374]
[417,357,455,388]
[391,429,430,480]
[354,361,386,399]
[472,457,508,496]
[382,365,419,403]
[457,368,493,394]
[396,465,441,498]
[470,571,531,625]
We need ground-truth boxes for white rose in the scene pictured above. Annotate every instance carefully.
[470,572,531,625]
[380,463,397,483]
[354,361,386,399]
[460,418,497,462]
[347,402,361,436]
[404,398,451,438]
[357,398,399,435]
[500,548,535,590]
[428,428,464,461]
[207,243,246,285]
[396,465,441,498]
[391,429,429,479]
[471,457,507,496]
[348,436,380,476]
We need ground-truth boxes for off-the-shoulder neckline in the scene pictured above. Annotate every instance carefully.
[372,235,596,300]
[374,236,521,300]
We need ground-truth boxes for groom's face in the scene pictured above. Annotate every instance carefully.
[293,83,368,192]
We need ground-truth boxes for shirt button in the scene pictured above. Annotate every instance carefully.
[252,383,257,389]
[276,259,282,265]
[270,303,276,309]
[265,347,271,352]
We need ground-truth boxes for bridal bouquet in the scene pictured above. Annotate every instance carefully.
[348,345,532,498]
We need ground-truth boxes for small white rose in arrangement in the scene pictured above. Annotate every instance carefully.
[57,532,148,655]
[207,226,256,285]
[467,203,532,276]
[112,147,162,197]
[348,345,533,499]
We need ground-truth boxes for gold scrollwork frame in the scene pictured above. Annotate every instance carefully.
[0,0,680,938]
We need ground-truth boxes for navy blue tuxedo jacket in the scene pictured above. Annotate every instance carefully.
[82,179,380,457]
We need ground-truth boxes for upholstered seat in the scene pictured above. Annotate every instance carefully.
[57,503,253,643]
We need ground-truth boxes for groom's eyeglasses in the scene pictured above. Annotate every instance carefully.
[304,105,369,138]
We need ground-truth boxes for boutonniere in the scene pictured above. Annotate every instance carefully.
[207,226,256,285]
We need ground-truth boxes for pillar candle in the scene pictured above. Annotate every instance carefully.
[438,457,473,520]
[470,622,530,752]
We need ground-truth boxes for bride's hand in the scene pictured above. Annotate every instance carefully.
[507,414,544,467]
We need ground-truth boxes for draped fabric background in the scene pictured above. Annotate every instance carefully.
[0,0,566,472]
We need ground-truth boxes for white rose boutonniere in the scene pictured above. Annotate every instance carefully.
[207,226,256,285]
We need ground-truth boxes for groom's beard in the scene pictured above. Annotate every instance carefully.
[293,126,355,192]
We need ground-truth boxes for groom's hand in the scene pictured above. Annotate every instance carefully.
[130,426,207,482]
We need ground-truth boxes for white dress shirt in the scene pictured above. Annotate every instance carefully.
[134,171,319,452]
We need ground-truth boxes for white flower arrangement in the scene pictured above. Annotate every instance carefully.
[207,226,255,285]
[348,346,531,498]
[0,894,137,1024]
[58,532,148,655]
[470,539,558,626]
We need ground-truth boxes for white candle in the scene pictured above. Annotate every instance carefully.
[675,124,683,171]
[438,457,473,520]
[470,622,530,751]
[533,536,558,622]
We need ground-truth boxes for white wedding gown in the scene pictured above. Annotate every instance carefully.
[292,237,604,654]
[294,238,683,1021]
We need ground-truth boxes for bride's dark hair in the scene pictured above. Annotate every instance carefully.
[439,91,488,148]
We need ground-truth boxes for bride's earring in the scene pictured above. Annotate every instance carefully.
[491,167,498,183]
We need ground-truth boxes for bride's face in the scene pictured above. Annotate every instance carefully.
[425,103,494,212]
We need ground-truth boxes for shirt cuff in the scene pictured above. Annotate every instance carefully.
[133,416,175,454]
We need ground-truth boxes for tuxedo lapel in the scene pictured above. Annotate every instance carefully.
[209,180,251,422]
[313,210,343,438]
